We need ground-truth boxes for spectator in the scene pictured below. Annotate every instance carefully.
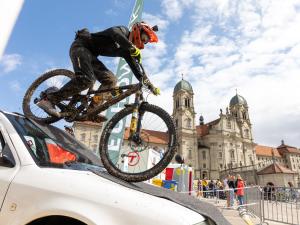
[236,174,245,205]
[208,180,215,198]
[202,178,208,198]
[228,175,236,207]
[223,175,230,207]
[196,178,203,198]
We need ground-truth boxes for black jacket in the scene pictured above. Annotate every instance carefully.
[228,180,235,189]
[73,26,144,80]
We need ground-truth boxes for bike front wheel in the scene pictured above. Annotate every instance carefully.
[99,103,177,182]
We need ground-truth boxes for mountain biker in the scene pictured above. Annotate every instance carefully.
[37,21,160,122]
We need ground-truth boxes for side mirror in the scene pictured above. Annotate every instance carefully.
[152,25,158,32]
[0,154,15,168]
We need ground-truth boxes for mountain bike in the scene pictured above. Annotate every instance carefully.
[22,67,177,182]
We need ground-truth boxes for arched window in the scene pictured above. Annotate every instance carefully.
[230,150,235,160]
[244,129,249,138]
[188,148,192,159]
[242,111,247,119]
[186,118,192,128]
[226,120,231,129]
[202,151,206,160]
[176,98,180,108]
[184,98,190,108]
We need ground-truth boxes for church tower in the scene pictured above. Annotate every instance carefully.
[228,93,256,167]
[172,78,198,168]
[229,93,252,140]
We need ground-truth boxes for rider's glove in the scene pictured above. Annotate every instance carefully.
[151,87,160,96]
[130,46,142,63]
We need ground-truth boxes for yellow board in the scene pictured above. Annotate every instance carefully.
[152,178,163,187]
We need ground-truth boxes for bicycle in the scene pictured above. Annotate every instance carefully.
[22,66,177,182]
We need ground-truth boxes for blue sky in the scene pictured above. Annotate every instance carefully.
[1,0,300,147]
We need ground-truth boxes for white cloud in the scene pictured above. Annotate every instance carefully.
[0,54,22,73]
[161,0,184,21]
[142,13,169,74]
[154,0,300,147]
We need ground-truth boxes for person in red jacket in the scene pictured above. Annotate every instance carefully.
[236,174,245,205]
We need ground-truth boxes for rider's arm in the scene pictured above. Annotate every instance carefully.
[123,54,145,81]
[97,26,134,50]
[124,55,160,95]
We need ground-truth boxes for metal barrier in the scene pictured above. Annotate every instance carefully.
[261,186,300,225]
[189,186,300,224]
[187,186,263,223]
[244,186,263,223]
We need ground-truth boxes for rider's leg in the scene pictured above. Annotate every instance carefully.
[49,47,96,102]
[82,57,117,123]
[37,47,95,117]
[91,56,117,105]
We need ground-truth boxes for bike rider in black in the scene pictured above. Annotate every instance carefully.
[37,21,160,122]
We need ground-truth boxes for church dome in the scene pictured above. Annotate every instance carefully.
[230,94,247,106]
[174,79,193,93]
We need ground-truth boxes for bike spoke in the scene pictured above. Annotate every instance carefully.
[105,109,170,175]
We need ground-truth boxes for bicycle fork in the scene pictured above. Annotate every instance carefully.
[129,91,145,144]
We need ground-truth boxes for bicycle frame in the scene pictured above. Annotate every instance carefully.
[58,83,143,122]
[59,60,149,123]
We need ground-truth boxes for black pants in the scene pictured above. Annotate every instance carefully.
[48,43,117,103]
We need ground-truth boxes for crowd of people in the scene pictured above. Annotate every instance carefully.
[196,174,246,207]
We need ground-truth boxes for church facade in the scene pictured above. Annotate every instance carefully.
[172,79,256,182]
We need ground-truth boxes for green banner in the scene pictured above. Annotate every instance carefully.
[105,0,144,164]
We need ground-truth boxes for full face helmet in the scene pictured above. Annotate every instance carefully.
[129,21,158,49]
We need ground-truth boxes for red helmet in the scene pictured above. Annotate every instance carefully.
[129,21,158,49]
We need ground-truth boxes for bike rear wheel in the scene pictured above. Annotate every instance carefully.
[99,103,177,182]
[22,69,75,124]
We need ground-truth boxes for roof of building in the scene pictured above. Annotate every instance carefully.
[196,118,221,137]
[196,125,209,137]
[196,118,221,136]
[277,143,300,155]
[257,162,297,175]
[255,145,282,158]
[123,127,168,145]
[206,118,220,126]
[174,79,193,93]
[229,94,248,106]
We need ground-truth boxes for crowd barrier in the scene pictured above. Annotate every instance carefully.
[179,186,300,225]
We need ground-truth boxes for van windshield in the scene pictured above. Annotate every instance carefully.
[5,113,102,168]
